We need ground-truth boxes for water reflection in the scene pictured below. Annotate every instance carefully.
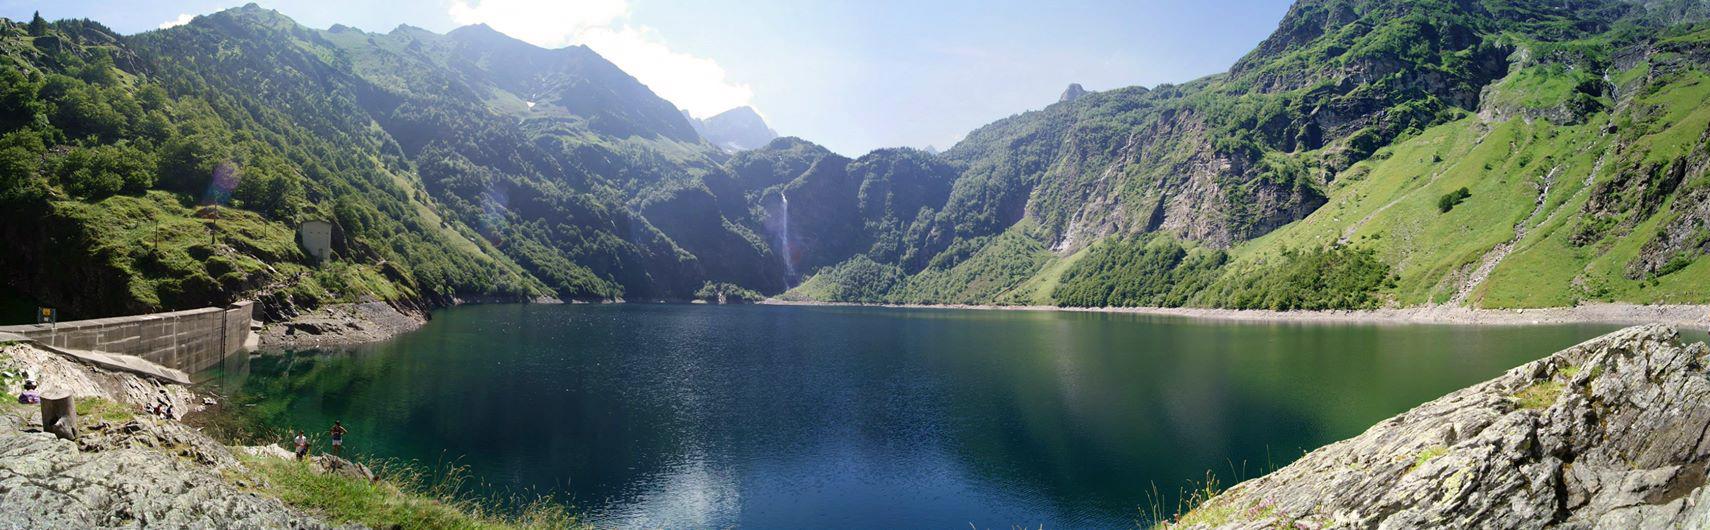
[203,304,1668,528]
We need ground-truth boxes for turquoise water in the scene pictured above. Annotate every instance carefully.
[204,304,1648,528]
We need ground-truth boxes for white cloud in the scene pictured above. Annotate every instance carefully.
[158,13,194,30]
[447,0,752,118]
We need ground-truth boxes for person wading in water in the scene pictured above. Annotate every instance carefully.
[329,421,348,457]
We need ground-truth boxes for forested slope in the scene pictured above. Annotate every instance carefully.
[7,0,1710,322]
[0,6,787,321]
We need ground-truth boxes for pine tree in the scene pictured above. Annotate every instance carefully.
[27,11,46,36]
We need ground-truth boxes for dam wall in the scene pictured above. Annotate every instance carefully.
[0,301,254,374]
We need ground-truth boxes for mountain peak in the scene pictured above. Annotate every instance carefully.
[434,25,699,141]
[714,106,764,120]
[448,23,503,39]
[690,106,779,152]
[1058,83,1088,103]
[202,3,302,31]
[390,23,430,35]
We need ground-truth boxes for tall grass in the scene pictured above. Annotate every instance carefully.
[196,406,588,529]
[237,451,587,530]
[1142,454,1286,529]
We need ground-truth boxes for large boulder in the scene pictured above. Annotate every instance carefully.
[0,415,334,528]
[1167,324,1710,529]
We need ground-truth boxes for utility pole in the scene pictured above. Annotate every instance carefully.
[207,206,219,247]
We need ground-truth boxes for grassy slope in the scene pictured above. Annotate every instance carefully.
[53,192,410,311]
[1234,113,1609,306]
[898,225,1053,304]
[1483,66,1710,307]
[1199,69,1710,308]
[950,40,1710,311]
[999,244,1095,306]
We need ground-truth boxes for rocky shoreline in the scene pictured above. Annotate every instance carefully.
[761,300,1710,329]
[259,294,570,350]
[1163,325,1710,528]
[260,297,1710,352]
[0,339,581,528]
[259,301,430,350]
[0,342,338,527]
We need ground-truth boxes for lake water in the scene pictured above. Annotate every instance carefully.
[203,304,1641,528]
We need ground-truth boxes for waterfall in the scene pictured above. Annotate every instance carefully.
[779,193,797,279]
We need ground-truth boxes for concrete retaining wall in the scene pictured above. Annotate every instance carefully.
[0,301,253,374]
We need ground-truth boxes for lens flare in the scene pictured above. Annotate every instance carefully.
[479,184,511,244]
[203,160,241,206]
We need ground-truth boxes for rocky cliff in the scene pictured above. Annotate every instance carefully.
[1165,324,1710,529]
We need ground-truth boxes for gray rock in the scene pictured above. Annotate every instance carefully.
[0,343,348,529]
[1059,83,1089,103]
[0,416,335,529]
[1167,325,1710,529]
[261,301,426,349]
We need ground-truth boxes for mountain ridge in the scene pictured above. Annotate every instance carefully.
[4,0,1710,323]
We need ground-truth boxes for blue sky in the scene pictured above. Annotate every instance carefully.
[0,0,1294,155]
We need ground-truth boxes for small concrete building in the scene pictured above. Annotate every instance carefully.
[297,220,334,263]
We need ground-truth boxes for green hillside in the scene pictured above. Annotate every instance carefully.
[786,0,1710,311]
[0,6,788,320]
[6,1,1710,322]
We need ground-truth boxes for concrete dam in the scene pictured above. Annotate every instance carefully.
[0,301,255,376]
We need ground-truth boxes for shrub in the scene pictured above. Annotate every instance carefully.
[695,282,761,303]
[812,255,906,303]
[1201,245,1395,310]
[1054,236,1227,308]
[53,144,155,200]
[1437,187,1471,213]
[157,134,227,194]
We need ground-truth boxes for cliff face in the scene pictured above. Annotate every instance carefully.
[1168,324,1710,529]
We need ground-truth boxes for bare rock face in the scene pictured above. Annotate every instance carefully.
[1059,83,1089,103]
[1170,325,1710,529]
[0,415,335,529]
[0,343,339,529]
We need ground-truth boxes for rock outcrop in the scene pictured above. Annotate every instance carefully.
[1059,83,1088,102]
[0,343,338,528]
[1,344,199,416]
[1168,324,1710,529]
[0,416,335,529]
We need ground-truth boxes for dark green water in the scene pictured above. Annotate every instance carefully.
[204,304,1643,528]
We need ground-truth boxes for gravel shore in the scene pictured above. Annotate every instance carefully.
[760,300,1710,328]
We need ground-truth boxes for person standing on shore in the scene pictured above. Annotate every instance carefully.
[329,421,347,457]
[293,430,309,460]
